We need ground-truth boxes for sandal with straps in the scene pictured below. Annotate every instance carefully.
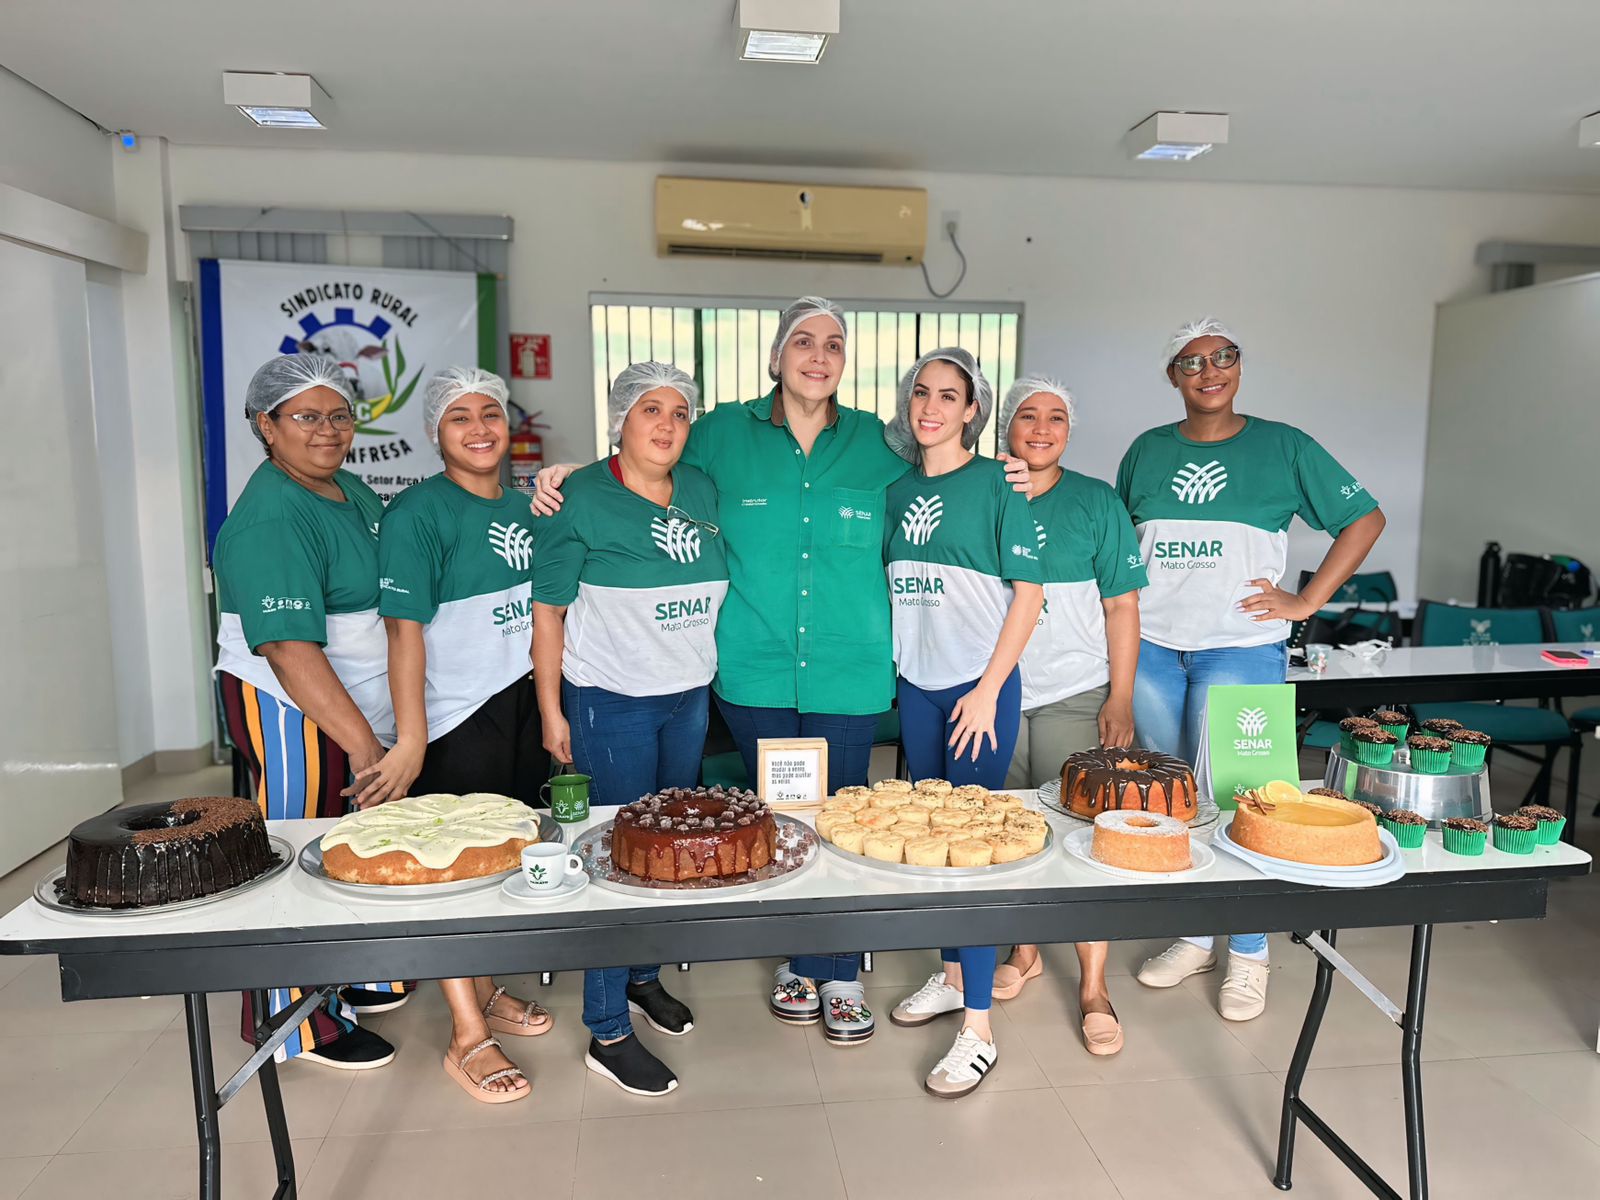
[441,1037,529,1104]
[483,985,553,1037]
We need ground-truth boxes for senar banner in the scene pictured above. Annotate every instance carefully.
[198,258,496,550]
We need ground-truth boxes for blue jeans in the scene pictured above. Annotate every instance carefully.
[1132,639,1286,959]
[566,681,708,1038]
[897,670,1022,787]
[941,948,996,1013]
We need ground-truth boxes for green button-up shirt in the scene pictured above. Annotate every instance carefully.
[681,389,910,715]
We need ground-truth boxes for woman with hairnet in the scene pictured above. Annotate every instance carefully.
[351,366,550,1102]
[530,362,724,1097]
[213,353,406,1071]
[1122,318,1385,1022]
[984,376,1146,1054]
[880,348,1044,1098]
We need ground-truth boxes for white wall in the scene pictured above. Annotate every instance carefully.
[0,68,115,218]
[1419,272,1600,603]
[164,146,1600,609]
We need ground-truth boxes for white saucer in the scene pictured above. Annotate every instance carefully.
[501,871,590,903]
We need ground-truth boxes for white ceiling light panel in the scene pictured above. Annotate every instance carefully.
[737,0,839,63]
[1123,111,1229,162]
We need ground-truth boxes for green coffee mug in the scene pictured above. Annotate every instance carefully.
[542,772,591,823]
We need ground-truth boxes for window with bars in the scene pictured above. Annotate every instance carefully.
[589,295,1022,456]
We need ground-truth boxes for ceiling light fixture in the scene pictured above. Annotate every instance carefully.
[1124,111,1229,162]
[737,0,838,64]
[1581,112,1600,148]
[223,71,331,129]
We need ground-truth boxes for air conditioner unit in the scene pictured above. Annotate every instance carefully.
[655,177,927,265]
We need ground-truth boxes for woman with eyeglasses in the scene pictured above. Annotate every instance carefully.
[213,353,405,1072]
[880,348,1044,1099]
[531,362,726,1098]
[1120,318,1385,1021]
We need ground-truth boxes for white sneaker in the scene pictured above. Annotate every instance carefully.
[1218,957,1270,1021]
[890,971,964,1027]
[924,1026,998,1099]
[1136,941,1218,988]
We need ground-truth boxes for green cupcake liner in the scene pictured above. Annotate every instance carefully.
[1534,817,1566,845]
[1492,824,1538,854]
[1381,817,1427,849]
[1339,733,1357,756]
[1353,740,1396,766]
[1451,742,1488,769]
[1409,748,1453,774]
[1441,826,1487,856]
[1379,722,1410,744]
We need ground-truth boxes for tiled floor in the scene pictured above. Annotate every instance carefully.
[1,754,1597,1199]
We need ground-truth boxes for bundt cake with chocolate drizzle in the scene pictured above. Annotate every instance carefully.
[611,787,777,882]
[1061,748,1198,822]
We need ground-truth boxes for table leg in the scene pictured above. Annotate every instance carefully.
[183,993,223,1200]
[1274,929,1335,1191]
[1401,925,1432,1199]
[250,989,297,1199]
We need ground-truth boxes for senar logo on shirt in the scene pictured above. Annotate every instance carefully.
[1170,461,1229,504]
[650,517,702,564]
[1150,539,1222,569]
[1033,520,1048,549]
[260,595,311,612]
[488,521,534,570]
[900,495,943,545]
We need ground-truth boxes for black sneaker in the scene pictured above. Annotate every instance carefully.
[297,1026,396,1071]
[626,979,694,1036]
[340,987,410,1015]
[584,1035,678,1096]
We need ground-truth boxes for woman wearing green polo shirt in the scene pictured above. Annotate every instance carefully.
[991,376,1145,1057]
[1122,317,1385,1022]
[213,353,403,1071]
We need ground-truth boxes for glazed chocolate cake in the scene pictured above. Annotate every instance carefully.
[1061,748,1198,822]
[611,787,776,882]
[58,796,277,909]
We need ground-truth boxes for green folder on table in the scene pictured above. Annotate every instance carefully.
[1198,684,1301,809]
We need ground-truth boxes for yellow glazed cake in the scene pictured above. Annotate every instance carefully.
[1230,783,1382,867]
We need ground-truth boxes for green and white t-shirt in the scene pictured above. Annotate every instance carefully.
[884,456,1045,689]
[1020,470,1148,710]
[531,461,730,697]
[213,463,395,743]
[377,473,535,740]
[1115,416,1378,651]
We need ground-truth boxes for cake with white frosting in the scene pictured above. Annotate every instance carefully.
[319,793,540,885]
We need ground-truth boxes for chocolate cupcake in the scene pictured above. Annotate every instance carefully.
[1380,808,1427,849]
[1307,787,1350,801]
[1406,734,1454,775]
[1442,817,1488,855]
[1370,709,1410,742]
[1339,716,1381,755]
[1517,804,1567,845]
[1351,800,1385,821]
[1449,728,1491,769]
[1350,725,1399,766]
[1492,812,1538,854]
[1418,717,1464,735]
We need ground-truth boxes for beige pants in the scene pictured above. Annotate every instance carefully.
[1004,683,1110,791]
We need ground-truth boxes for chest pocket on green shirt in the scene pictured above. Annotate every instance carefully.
[828,487,881,549]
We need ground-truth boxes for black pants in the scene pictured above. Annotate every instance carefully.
[412,674,550,808]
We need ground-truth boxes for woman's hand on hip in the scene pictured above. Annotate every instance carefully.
[529,463,578,517]
[1097,695,1136,749]
[1238,578,1318,623]
[542,712,573,767]
[948,684,1000,762]
[344,737,424,809]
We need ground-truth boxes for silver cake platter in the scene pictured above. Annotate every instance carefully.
[34,835,295,919]
[820,822,1055,880]
[298,814,563,900]
[1037,778,1221,831]
[576,813,818,899]
[1322,748,1491,827]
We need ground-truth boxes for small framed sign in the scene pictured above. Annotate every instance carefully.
[757,737,830,806]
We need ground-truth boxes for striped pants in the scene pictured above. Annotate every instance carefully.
[219,672,410,1060]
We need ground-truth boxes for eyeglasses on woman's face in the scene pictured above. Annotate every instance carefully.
[1169,345,1241,376]
[276,409,355,431]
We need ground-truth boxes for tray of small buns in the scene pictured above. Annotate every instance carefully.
[814,779,1052,878]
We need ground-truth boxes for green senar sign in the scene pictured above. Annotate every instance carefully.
[1202,684,1301,810]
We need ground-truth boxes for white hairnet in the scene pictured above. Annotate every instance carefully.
[244,354,352,446]
[1162,316,1239,367]
[999,375,1077,440]
[885,347,994,462]
[768,296,847,382]
[608,361,699,446]
[423,366,510,449]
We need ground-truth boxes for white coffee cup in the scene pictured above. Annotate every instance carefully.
[521,842,584,892]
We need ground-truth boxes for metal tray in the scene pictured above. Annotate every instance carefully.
[575,814,818,899]
[33,835,295,918]
[298,814,563,900]
[1322,748,1491,827]
[1037,778,1221,831]
[819,822,1055,879]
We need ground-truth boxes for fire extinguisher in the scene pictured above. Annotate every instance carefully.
[509,409,550,492]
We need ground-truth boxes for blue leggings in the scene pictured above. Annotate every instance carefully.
[900,671,1020,1012]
